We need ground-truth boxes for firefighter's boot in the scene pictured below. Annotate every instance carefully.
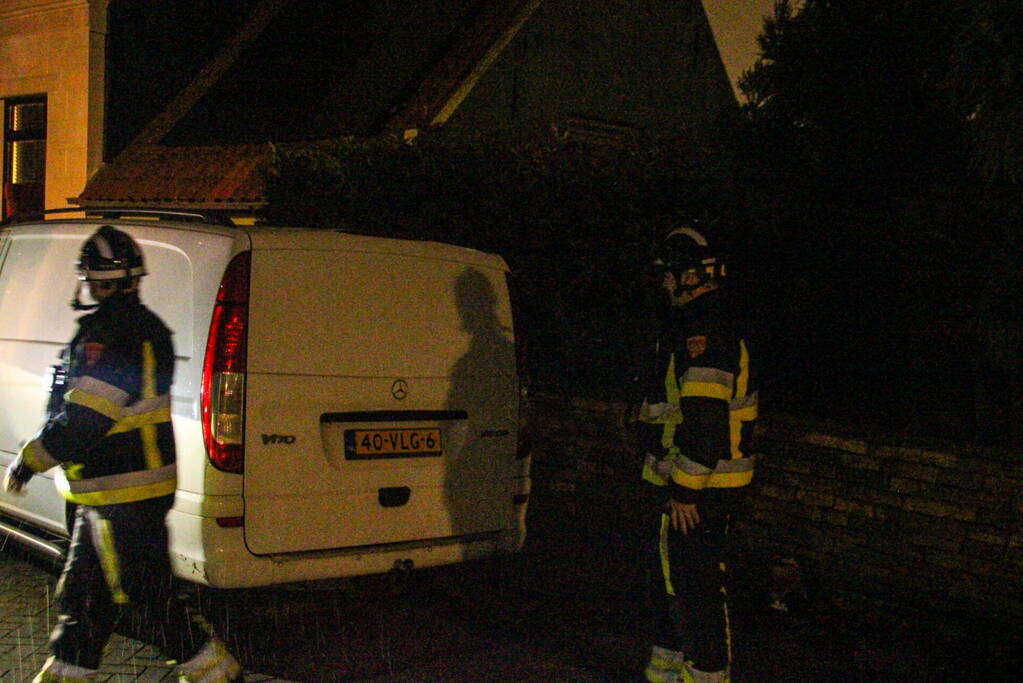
[31,656,98,682]
[644,645,687,682]
[681,663,730,683]
[176,637,243,682]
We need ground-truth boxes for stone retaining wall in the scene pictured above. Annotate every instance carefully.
[526,389,1023,622]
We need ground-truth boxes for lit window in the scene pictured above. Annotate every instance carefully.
[3,97,47,221]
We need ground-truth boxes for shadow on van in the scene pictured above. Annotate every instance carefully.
[443,268,515,535]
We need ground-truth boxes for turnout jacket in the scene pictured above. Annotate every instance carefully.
[13,292,178,506]
[638,288,758,505]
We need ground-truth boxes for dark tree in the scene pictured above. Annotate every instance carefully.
[943,1,1023,182]
[738,0,966,198]
[735,0,1023,445]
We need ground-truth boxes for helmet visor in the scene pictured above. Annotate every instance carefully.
[77,226,147,281]
[77,263,147,281]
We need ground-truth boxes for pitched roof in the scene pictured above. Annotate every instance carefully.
[385,0,540,131]
[77,144,273,211]
[129,0,290,147]
[78,0,533,210]
[162,0,493,145]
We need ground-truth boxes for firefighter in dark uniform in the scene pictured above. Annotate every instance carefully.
[3,226,243,683]
[639,227,757,683]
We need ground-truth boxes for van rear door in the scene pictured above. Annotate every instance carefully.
[242,236,519,555]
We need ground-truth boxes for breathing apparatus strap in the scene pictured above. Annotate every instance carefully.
[672,259,725,298]
[70,275,135,311]
[70,282,99,311]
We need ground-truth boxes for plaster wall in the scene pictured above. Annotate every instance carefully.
[449,0,736,139]
[0,0,106,211]
[703,0,778,97]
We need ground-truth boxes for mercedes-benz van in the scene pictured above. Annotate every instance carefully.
[0,210,529,588]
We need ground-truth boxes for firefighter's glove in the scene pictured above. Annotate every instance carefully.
[3,456,34,495]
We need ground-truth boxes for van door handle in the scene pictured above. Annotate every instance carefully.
[378,487,411,508]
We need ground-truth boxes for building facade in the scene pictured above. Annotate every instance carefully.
[2,1,758,218]
[0,0,108,220]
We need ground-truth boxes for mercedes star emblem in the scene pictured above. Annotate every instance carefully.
[391,379,409,400]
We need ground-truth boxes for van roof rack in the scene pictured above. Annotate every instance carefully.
[1,207,236,227]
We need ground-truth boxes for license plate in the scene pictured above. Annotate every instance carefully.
[344,428,442,459]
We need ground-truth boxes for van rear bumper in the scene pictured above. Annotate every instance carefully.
[167,508,525,589]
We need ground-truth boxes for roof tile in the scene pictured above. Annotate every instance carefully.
[78,143,274,207]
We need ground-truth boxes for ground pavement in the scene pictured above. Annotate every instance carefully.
[2,522,1019,682]
[0,542,289,683]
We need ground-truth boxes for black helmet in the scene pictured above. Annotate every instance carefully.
[77,225,146,282]
[653,226,726,297]
[71,226,146,310]
[655,227,724,274]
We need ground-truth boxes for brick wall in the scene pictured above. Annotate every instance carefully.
[526,389,1023,623]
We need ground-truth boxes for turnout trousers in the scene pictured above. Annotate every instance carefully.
[648,498,732,674]
[49,494,209,670]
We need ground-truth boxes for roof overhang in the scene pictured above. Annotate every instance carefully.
[74,143,274,210]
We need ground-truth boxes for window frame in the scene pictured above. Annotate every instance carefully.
[2,95,48,221]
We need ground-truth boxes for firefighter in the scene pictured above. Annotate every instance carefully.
[639,226,757,683]
[3,226,243,683]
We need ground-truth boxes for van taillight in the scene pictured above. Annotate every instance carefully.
[202,251,251,473]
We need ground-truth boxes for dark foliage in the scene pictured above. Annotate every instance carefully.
[262,129,744,398]
[261,0,1023,446]
[943,1,1023,182]
[734,0,1023,445]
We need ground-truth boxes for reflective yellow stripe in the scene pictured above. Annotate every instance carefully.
[659,513,675,597]
[177,638,242,683]
[670,468,754,490]
[728,404,758,459]
[36,656,96,681]
[680,381,732,401]
[662,353,682,451]
[59,478,178,506]
[661,422,679,452]
[642,460,668,486]
[56,464,177,505]
[105,405,172,435]
[683,366,735,388]
[142,340,156,399]
[736,339,750,399]
[140,341,162,469]
[730,404,758,421]
[730,413,742,460]
[69,375,129,406]
[639,353,687,485]
[671,467,709,490]
[64,462,85,481]
[61,463,175,493]
[730,339,752,460]
[21,438,60,472]
[664,353,680,403]
[721,561,733,673]
[92,515,129,604]
[65,387,122,421]
[645,650,686,683]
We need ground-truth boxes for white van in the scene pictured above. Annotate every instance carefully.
[0,210,529,588]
